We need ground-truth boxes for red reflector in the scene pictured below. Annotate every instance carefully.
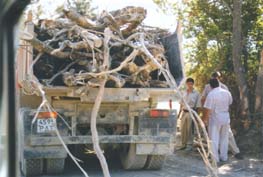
[149,109,169,118]
[37,112,58,119]
[150,110,159,117]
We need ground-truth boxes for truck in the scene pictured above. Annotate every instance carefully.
[16,19,183,176]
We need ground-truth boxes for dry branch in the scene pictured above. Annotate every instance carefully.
[90,78,110,177]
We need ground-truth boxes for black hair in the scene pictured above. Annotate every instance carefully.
[186,77,194,84]
[211,71,221,78]
[209,78,219,88]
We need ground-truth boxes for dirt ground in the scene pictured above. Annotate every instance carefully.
[36,131,263,177]
[36,150,263,177]
[22,102,263,177]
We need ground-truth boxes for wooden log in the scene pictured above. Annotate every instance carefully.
[81,31,103,48]
[108,74,125,88]
[76,49,140,79]
[109,6,147,36]
[21,32,97,60]
[110,6,147,26]
[123,62,138,74]
[69,25,103,48]
[63,69,76,86]
[63,9,104,30]
[102,28,112,70]
[99,10,123,38]
[59,40,91,50]
[39,18,76,31]
[121,22,140,36]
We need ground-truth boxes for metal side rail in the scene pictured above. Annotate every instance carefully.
[30,135,172,146]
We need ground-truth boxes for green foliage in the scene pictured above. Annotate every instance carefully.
[153,0,179,15]
[184,0,232,89]
[64,0,97,17]
[184,0,263,95]
[154,0,263,118]
[25,0,96,21]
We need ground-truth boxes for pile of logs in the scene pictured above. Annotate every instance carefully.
[22,6,176,88]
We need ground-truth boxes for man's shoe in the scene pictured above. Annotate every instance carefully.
[185,146,193,151]
[234,153,244,160]
[178,146,187,150]
[217,159,228,166]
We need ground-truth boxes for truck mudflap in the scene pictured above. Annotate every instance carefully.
[136,109,177,155]
[138,112,177,136]
[23,146,67,159]
[18,108,68,159]
[136,143,174,155]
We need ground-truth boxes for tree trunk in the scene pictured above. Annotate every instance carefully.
[254,50,263,157]
[232,0,250,116]
[254,50,263,112]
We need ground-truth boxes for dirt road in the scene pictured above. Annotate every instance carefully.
[37,150,262,177]
[22,102,263,177]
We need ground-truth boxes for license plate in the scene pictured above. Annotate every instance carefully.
[37,118,56,133]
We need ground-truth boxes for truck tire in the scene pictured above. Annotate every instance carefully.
[46,158,65,174]
[120,144,147,170]
[144,155,166,170]
[22,159,43,176]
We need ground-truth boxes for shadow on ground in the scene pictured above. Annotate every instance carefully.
[33,148,263,177]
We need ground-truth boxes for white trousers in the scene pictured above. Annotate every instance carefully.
[228,128,240,154]
[209,123,230,162]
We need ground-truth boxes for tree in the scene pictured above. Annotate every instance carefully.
[154,0,263,152]
[64,0,97,17]
[182,0,263,115]
[255,50,263,113]
[232,0,249,117]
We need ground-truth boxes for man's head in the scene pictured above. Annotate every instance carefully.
[209,78,219,88]
[186,77,194,90]
[211,71,221,79]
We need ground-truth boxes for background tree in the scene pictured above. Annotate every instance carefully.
[63,0,97,17]
[184,0,263,115]
[232,0,249,117]
[154,0,263,154]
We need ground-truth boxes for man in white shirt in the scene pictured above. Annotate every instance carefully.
[201,72,243,159]
[203,78,233,162]
[179,78,201,150]
[201,72,228,105]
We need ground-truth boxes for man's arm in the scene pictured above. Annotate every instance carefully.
[178,104,183,119]
[201,96,206,106]
[202,108,211,126]
[201,84,209,106]
[229,91,233,105]
[203,93,213,126]
[194,92,202,114]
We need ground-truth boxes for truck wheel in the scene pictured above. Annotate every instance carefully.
[22,159,43,176]
[144,155,166,170]
[120,144,147,170]
[46,158,65,174]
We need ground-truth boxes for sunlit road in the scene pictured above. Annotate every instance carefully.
[25,150,263,177]
[21,102,263,177]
